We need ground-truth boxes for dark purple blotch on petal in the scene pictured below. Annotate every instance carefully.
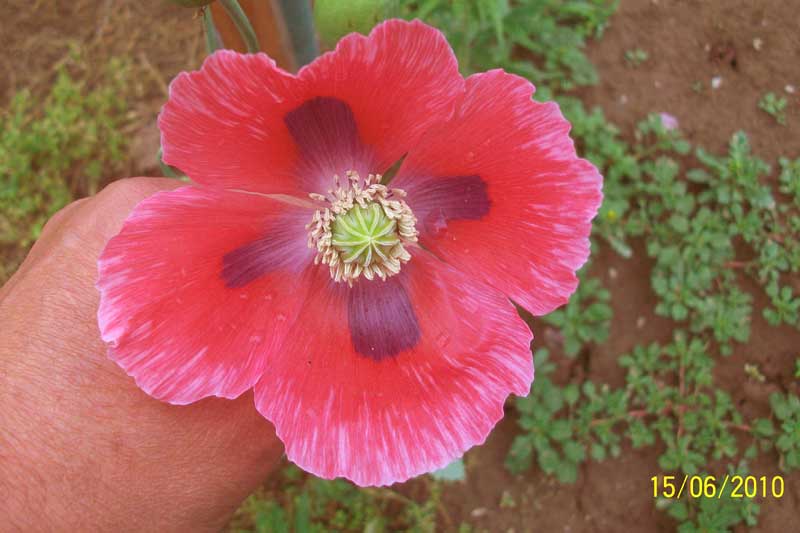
[347,278,421,360]
[222,231,302,288]
[412,175,490,234]
[284,97,369,180]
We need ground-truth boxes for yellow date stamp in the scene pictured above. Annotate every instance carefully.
[651,475,785,499]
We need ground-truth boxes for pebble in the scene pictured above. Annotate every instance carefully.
[711,76,723,90]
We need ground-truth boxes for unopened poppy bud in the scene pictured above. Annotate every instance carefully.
[314,0,392,47]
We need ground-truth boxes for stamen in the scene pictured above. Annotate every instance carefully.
[306,171,418,285]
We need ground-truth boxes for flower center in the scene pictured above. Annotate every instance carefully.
[332,203,399,266]
[307,171,418,284]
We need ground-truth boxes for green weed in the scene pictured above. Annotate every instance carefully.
[229,465,439,533]
[0,51,129,270]
[661,463,760,532]
[624,47,648,67]
[543,269,612,357]
[393,0,618,91]
[758,92,788,125]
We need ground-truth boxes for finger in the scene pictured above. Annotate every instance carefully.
[2,178,184,297]
[75,177,186,251]
[0,198,89,298]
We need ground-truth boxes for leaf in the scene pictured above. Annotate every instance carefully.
[563,383,580,406]
[770,392,791,420]
[563,441,586,463]
[550,419,573,441]
[590,443,607,461]
[752,418,775,438]
[555,460,578,483]
[293,492,312,533]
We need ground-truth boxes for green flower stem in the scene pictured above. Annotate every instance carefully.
[277,0,319,67]
[203,7,224,53]
[220,0,260,53]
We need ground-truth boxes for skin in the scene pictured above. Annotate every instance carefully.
[0,178,284,532]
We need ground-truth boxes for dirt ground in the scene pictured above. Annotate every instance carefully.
[578,0,800,161]
[3,0,800,531]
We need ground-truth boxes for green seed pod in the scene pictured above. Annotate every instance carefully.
[313,0,395,48]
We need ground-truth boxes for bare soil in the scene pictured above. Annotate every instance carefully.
[577,0,800,161]
[3,0,800,531]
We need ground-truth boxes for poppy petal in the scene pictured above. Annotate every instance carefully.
[297,19,464,192]
[97,186,312,404]
[394,70,603,315]
[254,250,533,486]
[159,50,307,195]
[282,96,375,194]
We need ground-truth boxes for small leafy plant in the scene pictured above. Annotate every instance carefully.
[752,393,800,471]
[506,348,627,483]
[393,0,618,91]
[229,465,440,532]
[661,463,760,532]
[0,51,130,277]
[624,47,648,67]
[542,270,612,357]
[758,92,788,125]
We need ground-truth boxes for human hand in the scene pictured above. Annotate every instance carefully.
[0,178,283,532]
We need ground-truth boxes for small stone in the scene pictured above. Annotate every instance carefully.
[785,84,796,94]
[608,267,619,280]
[711,76,723,90]
[636,316,646,329]
[752,37,763,51]
[619,94,629,105]
[471,507,488,518]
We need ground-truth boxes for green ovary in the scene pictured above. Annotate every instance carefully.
[331,203,399,266]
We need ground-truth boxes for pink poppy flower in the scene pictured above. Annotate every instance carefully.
[96,19,602,486]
